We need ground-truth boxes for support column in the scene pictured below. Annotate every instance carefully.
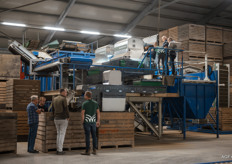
[73,65,75,90]
[216,76,219,138]
[59,64,63,89]
[158,98,162,139]
[183,97,186,139]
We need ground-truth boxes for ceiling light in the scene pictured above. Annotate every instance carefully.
[114,34,132,38]
[2,22,26,27]
[43,26,65,31]
[80,31,100,35]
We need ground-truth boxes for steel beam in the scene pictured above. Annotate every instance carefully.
[127,96,160,102]
[121,0,158,34]
[127,100,160,137]
[148,0,182,15]
[43,0,76,45]
[198,0,232,24]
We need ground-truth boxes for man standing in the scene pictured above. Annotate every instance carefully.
[168,37,177,75]
[53,89,69,155]
[27,95,41,153]
[38,97,48,112]
[81,91,100,155]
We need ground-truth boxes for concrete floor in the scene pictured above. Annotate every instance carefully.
[1,130,232,164]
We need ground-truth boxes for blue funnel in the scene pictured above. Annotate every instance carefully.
[165,72,217,119]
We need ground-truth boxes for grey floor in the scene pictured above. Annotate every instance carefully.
[1,130,232,164]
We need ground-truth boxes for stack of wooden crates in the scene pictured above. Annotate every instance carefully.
[0,111,17,153]
[159,24,232,70]
[0,54,21,109]
[35,112,85,152]
[35,112,134,152]
[98,112,134,149]
[6,79,40,140]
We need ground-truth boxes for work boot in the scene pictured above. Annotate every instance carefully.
[92,149,97,155]
[81,150,90,155]
[57,151,65,155]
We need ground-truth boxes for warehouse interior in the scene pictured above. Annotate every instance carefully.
[1,0,232,164]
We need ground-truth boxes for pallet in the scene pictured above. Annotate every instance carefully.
[178,24,205,42]
[0,112,17,154]
[98,112,135,149]
[223,28,232,43]
[35,112,86,153]
[206,26,222,43]
[0,54,21,80]
[6,79,40,110]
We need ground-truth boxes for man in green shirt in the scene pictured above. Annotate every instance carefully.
[81,91,100,155]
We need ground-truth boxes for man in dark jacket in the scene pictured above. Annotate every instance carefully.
[168,37,177,75]
[27,95,41,153]
[81,91,100,155]
[53,89,69,155]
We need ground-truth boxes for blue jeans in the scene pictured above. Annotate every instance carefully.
[28,123,38,152]
[84,123,97,150]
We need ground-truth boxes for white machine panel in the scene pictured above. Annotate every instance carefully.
[143,34,158,45]
[112,38,144,61]
[103,70,122,85]
[102,98,126,111]
[93,45,114,64]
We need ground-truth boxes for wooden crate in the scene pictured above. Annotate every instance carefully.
[0,81,6,109]
[223,28,232,43]
[178,24,205,41]
[13,111,29,136]
[0,54,20,80]
[168,26,178,41]
[0,112,17,153]
[6,79,40,110]
[98,112,134,149]
[206,26,222,43]
[35,112,85,153]
[207,108,232,131]
[181,41,222,60]
[181,40,205,60]
[206,43,223,59]
[223,42,232,58]
[159,30,169,46]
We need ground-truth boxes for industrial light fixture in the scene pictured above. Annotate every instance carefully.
[43,26,65,31]
[114,34,132,38]
[80,31,100,35]
[2,22,26,27]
